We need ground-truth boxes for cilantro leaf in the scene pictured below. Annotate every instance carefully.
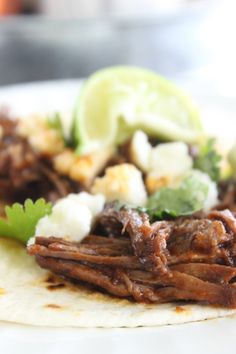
[47,112,63,132]
[0,199,52,244]
[47,112,76,148]
[145,175,208,220]
[194,138,221,181]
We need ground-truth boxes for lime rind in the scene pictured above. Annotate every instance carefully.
[74,66,203,154]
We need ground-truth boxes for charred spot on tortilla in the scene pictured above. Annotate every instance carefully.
[43,274,74,292]
[0,288,5,295]
[45,274,59,284]
[175,306,190,314]
[45,304,62,310]
[45,274,65,290]
[47,283,65,291]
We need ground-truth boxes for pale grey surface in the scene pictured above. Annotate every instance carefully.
[0,4,212,85]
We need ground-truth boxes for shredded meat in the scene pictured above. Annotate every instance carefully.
[0,114,80,209]
[217,180,236,211]
[28,207,236,308]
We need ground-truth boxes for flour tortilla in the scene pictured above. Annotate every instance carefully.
[0,238,235,328]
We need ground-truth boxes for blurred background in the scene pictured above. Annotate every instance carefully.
[0,0,235,96]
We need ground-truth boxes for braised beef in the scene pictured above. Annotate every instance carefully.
[28,208,236,308]
[0,114,79,209]
[217,180,236,211]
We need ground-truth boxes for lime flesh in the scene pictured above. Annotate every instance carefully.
[74,66,202,154]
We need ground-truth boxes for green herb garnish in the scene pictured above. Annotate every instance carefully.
[47,112,63,132]
[194,138,221,181]
[145,175,208,220]
[47,112,76,148]
[0,199,52,244]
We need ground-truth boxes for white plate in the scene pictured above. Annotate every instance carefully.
[0,79,236,354]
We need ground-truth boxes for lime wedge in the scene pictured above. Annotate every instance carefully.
[74,66,202,154]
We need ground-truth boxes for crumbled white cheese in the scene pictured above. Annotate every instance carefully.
[32,192,105,244]
[187,170,219,212]
[67,192,105,218]
[91,163,147,206]
[130,130,151,171]
[130,130,193,193]
[150,141,193,177]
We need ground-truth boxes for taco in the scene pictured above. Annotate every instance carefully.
[0,67,236,328]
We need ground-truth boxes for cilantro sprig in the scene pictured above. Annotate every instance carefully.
[115,175,209,221]
[194,138,221,181]
[0,199,52,244]
[144,175,208,220]
[48,112,64,134]
[47,112,76,148]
